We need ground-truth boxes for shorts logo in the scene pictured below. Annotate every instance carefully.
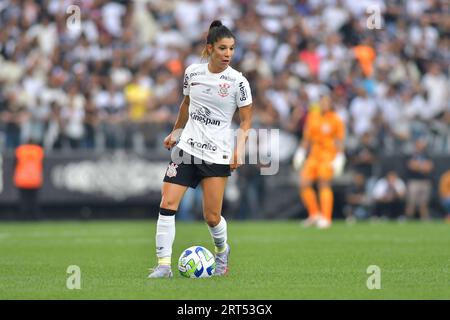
[166,163,178,178]
[218,83,231,97]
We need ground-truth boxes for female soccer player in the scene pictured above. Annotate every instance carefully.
[293,94,345,229]
[149,20,253,278]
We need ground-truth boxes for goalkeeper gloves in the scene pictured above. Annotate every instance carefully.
[332,152,346,177]
[292,148,306,170]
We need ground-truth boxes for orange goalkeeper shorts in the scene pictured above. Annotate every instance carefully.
[300,153,334,181]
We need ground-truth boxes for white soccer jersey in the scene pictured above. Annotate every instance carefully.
[177,63,252,164]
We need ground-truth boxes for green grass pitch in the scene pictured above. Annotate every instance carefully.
[0,220,449,299]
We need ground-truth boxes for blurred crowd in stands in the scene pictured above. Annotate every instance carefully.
[0,0,449,220]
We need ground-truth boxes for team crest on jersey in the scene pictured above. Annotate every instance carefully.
[218,83,231,97]
[166,163,178,178]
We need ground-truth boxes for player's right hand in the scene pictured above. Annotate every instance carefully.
[163,133,178,150]
[292,147,306,170]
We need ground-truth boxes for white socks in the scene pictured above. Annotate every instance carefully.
[208,217,228,253]
[156,212,227,265]
[156,212,176,265]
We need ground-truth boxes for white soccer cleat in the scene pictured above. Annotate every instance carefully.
[317,217,331,229]
[148,265,173,278]
[302,216,319,228]
[214,244,230,276]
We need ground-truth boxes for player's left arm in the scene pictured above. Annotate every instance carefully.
[332,116,346,177]
[231,104,252,171]
[335,114,346,151]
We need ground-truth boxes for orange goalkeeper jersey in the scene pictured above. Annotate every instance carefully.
[303,110,345,158]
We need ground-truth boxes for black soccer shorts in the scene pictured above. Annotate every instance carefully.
[163,147,231,188]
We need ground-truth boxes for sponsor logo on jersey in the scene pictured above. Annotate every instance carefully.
[166,163,178,178]
[218,83,231,97]
[190,107,221,126]
[238,82,248,102]
[197,106,211,117]
[202,88,212,95]
[220,75,236,82]
[183,75,189,89]
[189,71,206,78]
[187,138,218,152]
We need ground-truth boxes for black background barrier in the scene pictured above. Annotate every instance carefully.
[0,151,168,206]
[0,151,449,219]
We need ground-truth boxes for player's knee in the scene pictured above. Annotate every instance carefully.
[160,196,179,211]
[300,179,312,189]
[318,180,331,189]
[204,211,221,227]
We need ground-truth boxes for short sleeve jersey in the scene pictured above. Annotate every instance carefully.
[303,110,345,158]
[177,63,252,164]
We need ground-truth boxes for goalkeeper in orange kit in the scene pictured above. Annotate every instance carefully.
[293,94,346,229]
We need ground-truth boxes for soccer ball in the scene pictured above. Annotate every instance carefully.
[178,246,216,278]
